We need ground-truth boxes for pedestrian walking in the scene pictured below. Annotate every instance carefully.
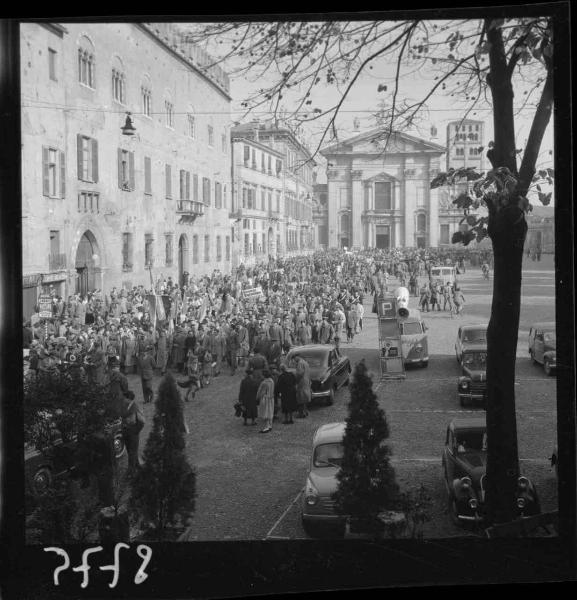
[138,346,156,403]
[275,363,297,424]
[295,355,311,418]
[453,286,466,316]
[238,368,259,426]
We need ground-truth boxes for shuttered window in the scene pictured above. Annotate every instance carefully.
[202,177,211,206]
[42,146,65,198]
[192,235,199,264]
[225,236,230,261]
[216,235,222,261]
[77,135,98,182]
[118,149,135,190]
[215,182,222,209]
[165,164,172,198]
[193,174,199,202]
[204,235,210,262]
[144,156,152,195]
[244,145,250,165]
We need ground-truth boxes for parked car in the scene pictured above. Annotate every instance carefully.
[442,417,541,526]
[399,310,429,368]
[455,324,488,364]
[301,422,346,535]
[457,344,488,407]
[286,344,351,406]
[25,415,125,503]
[528,322,556,376]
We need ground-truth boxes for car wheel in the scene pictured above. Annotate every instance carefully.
[32,466,53,497]
[544,359,552,376]
[113,433,126,460]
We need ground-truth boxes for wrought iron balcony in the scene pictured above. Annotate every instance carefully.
[176,199,205,223]
[48,252,67,271]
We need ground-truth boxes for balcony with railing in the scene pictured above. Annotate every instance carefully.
[176,199,205,223]
[48,253,67,271]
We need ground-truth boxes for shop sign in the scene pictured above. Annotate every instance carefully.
[42,272,67,283]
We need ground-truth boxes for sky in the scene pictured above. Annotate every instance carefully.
[183,18,554,184]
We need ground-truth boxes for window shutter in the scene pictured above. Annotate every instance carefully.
[118,148,123,188]
[144,156,151,194]
[244,145,250,163]
[91,138,98,182]
[165,164,171,198]
[77,134,83,180]
[186,171,191,200]
[129,151,135,191]
[193,174,198,202]
[59,151,66,198]
[42,146,50,196]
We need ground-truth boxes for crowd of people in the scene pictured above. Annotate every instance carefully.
[23,246,490,444]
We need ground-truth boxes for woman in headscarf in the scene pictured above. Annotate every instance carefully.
[257,369,275,433]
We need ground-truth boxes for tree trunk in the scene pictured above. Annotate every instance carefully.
[485,205,526,526]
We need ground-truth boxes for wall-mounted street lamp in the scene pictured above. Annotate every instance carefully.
[121,112,136,136]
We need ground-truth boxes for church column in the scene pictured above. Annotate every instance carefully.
[351,170,363,248]
[428,156,439,247]
[327,170,340,248]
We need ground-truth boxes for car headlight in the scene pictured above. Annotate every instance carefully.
[517,497,526,509]
[459,380,470,389]
[468,498,478,509]
[305,479,319,506]
[460,476,472,489]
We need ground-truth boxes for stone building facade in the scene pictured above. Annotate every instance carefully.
[231,122,317,261]
[21,22,232,319]
[320,129,448,249]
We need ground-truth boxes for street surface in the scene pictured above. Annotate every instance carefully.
[126,254,558,540]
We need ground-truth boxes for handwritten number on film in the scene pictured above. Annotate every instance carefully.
[44,544,152,588]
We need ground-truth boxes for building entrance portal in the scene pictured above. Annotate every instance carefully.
[75,231,99,296]
[416,236,426,249]
[375,225,390,249]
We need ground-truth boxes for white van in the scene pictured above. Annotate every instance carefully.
[430,266,457,286]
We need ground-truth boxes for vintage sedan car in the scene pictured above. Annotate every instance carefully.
[455,324,488,364]
[25,415,125,504]
[301,422,346,535]
[457,346,488,407]
[286,344,351,406]
[528,322,556,376]
[442,417,541,526]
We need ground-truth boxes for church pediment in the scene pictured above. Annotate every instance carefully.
[363,171,399,184]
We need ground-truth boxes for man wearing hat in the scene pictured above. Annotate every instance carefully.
[319,314,334,345]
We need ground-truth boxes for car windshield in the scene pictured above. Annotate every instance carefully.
[289,353,325,368]
[462,329,487,343]
[456,430,487,453]
[463,352,487,368]
[313,442,344,468]
[402,322,422,335]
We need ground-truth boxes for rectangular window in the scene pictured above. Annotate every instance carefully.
[144,234,154,267]
[112,69,125,104]
[374,182,392,211]
[253,233,257,255]
[276,192,281,213]
[204,235,210,262]
[216,235,222,261]
[77,135,98,183]
[215,182,222,209]
[77,191,99,213]
[244,233,250,255]
[225,235,230,261]
[165,234,173,266]
[261,190,266,212]
[251,149,256,169]
[415,183,425,208]
[192,235,199,264]
[244,145,250,166]
[144,156,152,195]
[118,148,134,190]
[122,232,133,270]
[261,233,266,254]
[187,113,196,138]
[261,152,265,172]
[193,174,199,202]
[142,87,152,117]
[165,101,174,128]
[48,48,57,81]
[268,155,272,174]
[276,159,282,175]
[165,164,172,199]
[202,177,211,206]
[42,147,65,198]
[208,125,214,147]
[180,170,190,200]
[221,133,227,153]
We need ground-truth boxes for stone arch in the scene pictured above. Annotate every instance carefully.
[74,230,100,296]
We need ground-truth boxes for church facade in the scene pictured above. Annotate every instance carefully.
[320,129,453,249]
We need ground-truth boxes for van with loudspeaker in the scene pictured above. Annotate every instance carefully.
[398,307,429,368]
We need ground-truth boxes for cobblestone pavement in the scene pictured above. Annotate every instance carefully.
[129,255,558,540]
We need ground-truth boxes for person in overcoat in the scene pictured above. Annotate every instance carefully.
[138,347,156,404]
[227,324,240,374]
[238,368,259,426]
[156,327,169,375]
[121,328,137,374]
[172,326,187,372]
[275,363,297,424]
[257,370,275,433]
[295,355,311,418]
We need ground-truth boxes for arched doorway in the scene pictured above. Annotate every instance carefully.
[267,227,274,257]
[75,231,99,296]
[178,234,189,287]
